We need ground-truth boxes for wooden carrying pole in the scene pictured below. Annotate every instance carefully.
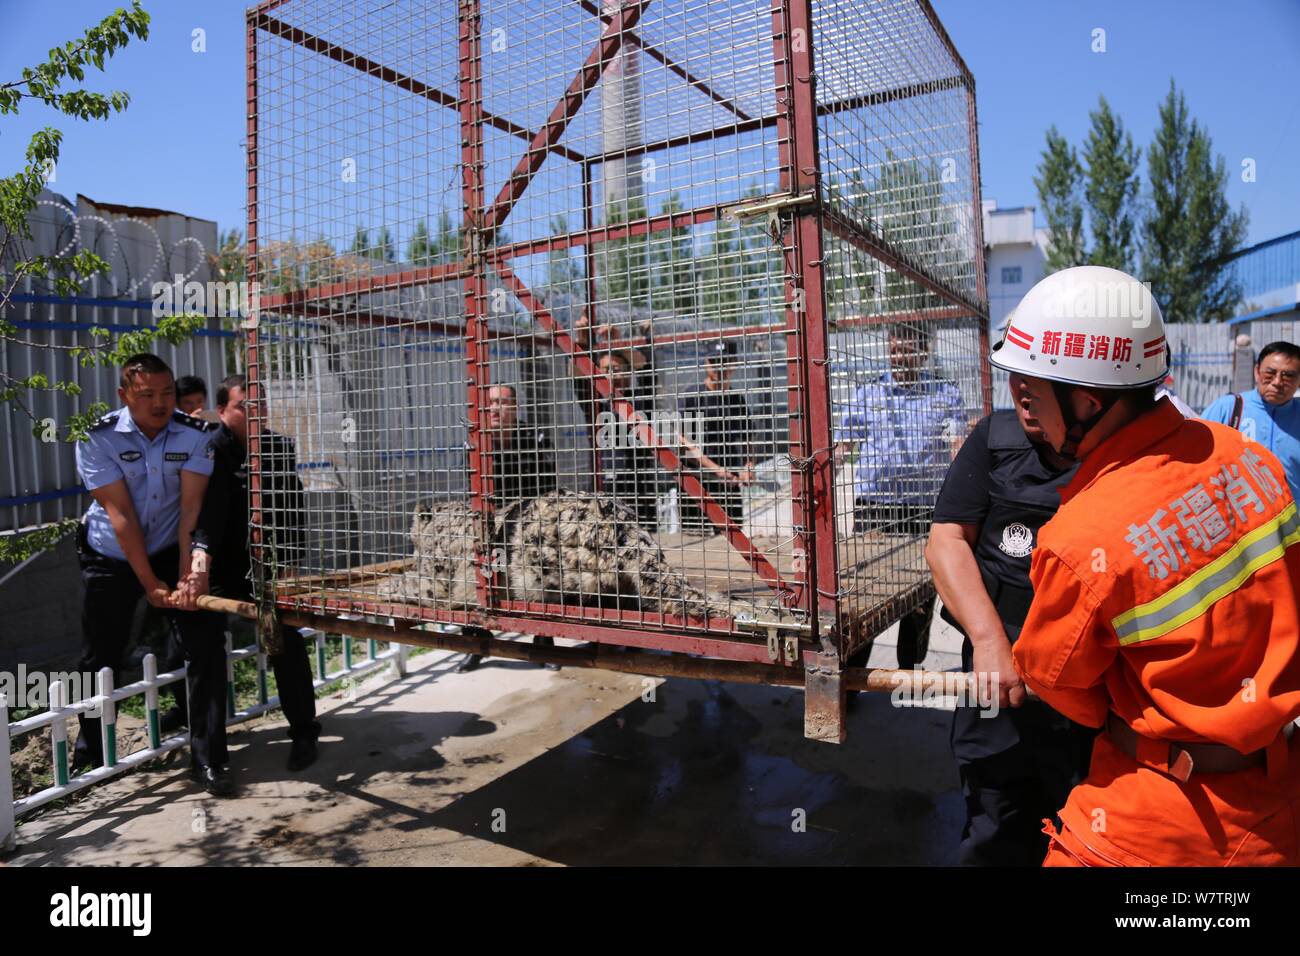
[197,595,258,618]
[196,595,979,698]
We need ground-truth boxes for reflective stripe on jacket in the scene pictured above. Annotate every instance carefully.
[1013,398,1300,754]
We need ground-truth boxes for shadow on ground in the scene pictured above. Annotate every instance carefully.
[418,680,963,865]
[8,651,964,866]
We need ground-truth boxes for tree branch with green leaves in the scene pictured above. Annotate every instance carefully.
[0,3,216,564]
[1035,126,1087,273]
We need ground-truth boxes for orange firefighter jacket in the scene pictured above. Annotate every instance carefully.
[1013,398,1300,751]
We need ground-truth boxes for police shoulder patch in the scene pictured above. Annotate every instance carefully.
[173,409,218,432]
[89,410,122,432]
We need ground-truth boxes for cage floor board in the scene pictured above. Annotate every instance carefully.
[276,531,930,635]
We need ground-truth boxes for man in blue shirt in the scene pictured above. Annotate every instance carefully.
[1200,340,1300,501]
[73,353,233,795]
[836,323,967,533]
[835,323,968,667]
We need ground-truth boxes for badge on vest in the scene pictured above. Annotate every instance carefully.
[119,450,142,462]
[998,522,1034,558]
[164,452,189,462]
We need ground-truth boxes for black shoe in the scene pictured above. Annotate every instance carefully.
[70,747,97,775]
[287,737,318,772]
[542,662,562,672]
[897,640,930,670]
[159,707,185,734]
[190,764,235,797]
[456,653,483,673]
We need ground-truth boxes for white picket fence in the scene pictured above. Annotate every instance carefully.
[0,624,441,852]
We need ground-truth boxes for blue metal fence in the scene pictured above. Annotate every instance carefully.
[1225,231,1300,302]
[0,281,234,533]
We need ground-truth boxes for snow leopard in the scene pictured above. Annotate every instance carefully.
[377,488,725,620]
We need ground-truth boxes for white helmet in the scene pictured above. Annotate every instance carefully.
[990,266,1167,388]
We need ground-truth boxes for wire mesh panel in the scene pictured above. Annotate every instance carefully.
[245,0,986,663]
[813,0,988,653]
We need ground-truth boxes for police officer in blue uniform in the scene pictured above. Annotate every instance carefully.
[73,353,234,796]
[925,367,1097,865]
[837,324,967,668]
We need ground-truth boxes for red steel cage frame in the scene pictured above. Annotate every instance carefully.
[243,0,990,741]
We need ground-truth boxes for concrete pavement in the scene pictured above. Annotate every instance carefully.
[6,604,967,866]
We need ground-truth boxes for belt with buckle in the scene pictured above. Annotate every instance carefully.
[1106,713,1292,782]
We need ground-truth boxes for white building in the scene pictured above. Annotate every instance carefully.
[982,199,1049,332]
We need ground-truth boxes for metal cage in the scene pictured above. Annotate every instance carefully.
[244,0,988,741]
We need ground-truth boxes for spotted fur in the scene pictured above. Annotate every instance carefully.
[378,489,723,620]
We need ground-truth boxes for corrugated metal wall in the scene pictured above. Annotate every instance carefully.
[1,190,231,535]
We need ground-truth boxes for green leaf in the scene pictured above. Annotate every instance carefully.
[1140,81,1249,322]
[1083,95,1142,273]
[1035,126,1088,273]
[0,519,80,564]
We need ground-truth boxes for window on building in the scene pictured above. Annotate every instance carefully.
[1001,266,1022,285]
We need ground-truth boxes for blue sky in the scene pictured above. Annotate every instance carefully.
[932,0,1299,246]
[0,1,249,232]
[1,0,1295,248]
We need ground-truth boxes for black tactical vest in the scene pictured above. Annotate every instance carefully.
[942,411,1079,641]
[947,412,1087,760]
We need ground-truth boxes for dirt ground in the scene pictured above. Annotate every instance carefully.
[5,612,966,866]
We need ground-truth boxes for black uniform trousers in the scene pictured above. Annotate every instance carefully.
[950,623,1097,866]
[162,619,189,716]
[162,610,317,743]
[75,535,228,771]
[210,574,320,744]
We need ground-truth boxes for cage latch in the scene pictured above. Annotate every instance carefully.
[766,627,799,665]
[722,191,816,223]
